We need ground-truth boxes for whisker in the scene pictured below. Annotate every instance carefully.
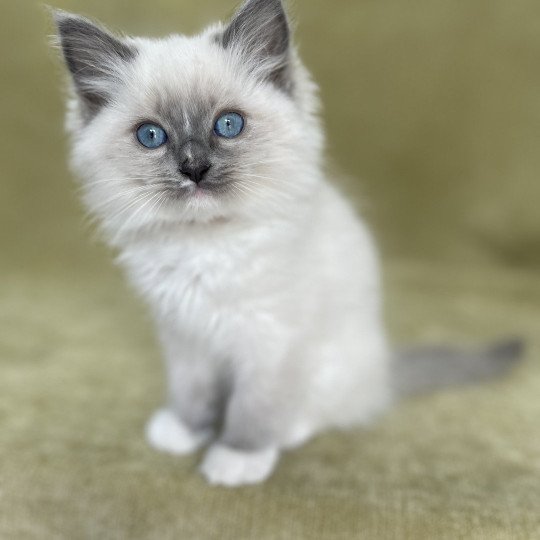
[114,190,164,237]
[84,186,155,212]
[79,175,178,188]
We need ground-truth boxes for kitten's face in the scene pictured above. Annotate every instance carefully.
[56,0,322,237]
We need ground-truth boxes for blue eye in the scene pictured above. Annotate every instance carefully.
[136,123,168,149]
[214,112,244,139]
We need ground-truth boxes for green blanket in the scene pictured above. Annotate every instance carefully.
[1,1,538,538]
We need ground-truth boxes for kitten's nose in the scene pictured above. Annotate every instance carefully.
[179,158,211,184]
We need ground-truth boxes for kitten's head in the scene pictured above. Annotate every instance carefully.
[54,0,323,242]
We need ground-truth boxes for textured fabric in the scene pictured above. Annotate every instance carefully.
[1,1,539,538]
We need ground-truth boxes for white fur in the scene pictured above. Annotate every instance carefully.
[61,6,392,486]
[201,444,279,487]
[146,408,212,455]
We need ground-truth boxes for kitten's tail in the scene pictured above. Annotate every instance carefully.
[392,338,525,398]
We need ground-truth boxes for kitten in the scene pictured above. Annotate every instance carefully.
[54,0,521,486]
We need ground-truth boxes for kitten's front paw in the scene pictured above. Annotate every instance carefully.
[200,444,279,487]
[146,408,211,455]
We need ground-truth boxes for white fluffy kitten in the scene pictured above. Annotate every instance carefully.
[54,0,521,486]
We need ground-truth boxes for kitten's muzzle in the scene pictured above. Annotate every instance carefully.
[179,156,211,185]
[179,159,211,184]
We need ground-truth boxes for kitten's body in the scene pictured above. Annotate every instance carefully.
[120,179,390,445]
[55,0,520,486]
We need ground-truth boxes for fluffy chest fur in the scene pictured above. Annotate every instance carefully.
[118,217,310,346]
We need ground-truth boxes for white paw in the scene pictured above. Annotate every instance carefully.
[200,444,279,487]
[145,408,211,455]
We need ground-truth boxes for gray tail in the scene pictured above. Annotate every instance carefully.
[392,338,525,399]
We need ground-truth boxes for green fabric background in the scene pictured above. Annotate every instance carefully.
[1,1,539,538]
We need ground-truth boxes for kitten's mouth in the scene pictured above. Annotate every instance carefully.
[192,185,212,199]
[161,179,230,200]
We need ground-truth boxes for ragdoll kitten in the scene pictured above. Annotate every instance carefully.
[54,0,521,486]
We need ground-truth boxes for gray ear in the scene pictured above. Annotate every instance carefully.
[221,0,292,92]
[54,11,137,117]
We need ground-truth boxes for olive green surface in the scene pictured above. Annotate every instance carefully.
[1,1,539,538]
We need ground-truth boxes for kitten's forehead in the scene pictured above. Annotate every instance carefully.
[154,90,218,133]
[134,33,246,109]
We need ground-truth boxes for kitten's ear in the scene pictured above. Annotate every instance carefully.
[53,10,137,117]
[221,0,292,92]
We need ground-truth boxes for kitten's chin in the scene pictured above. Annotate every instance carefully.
[158,186,232,225]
